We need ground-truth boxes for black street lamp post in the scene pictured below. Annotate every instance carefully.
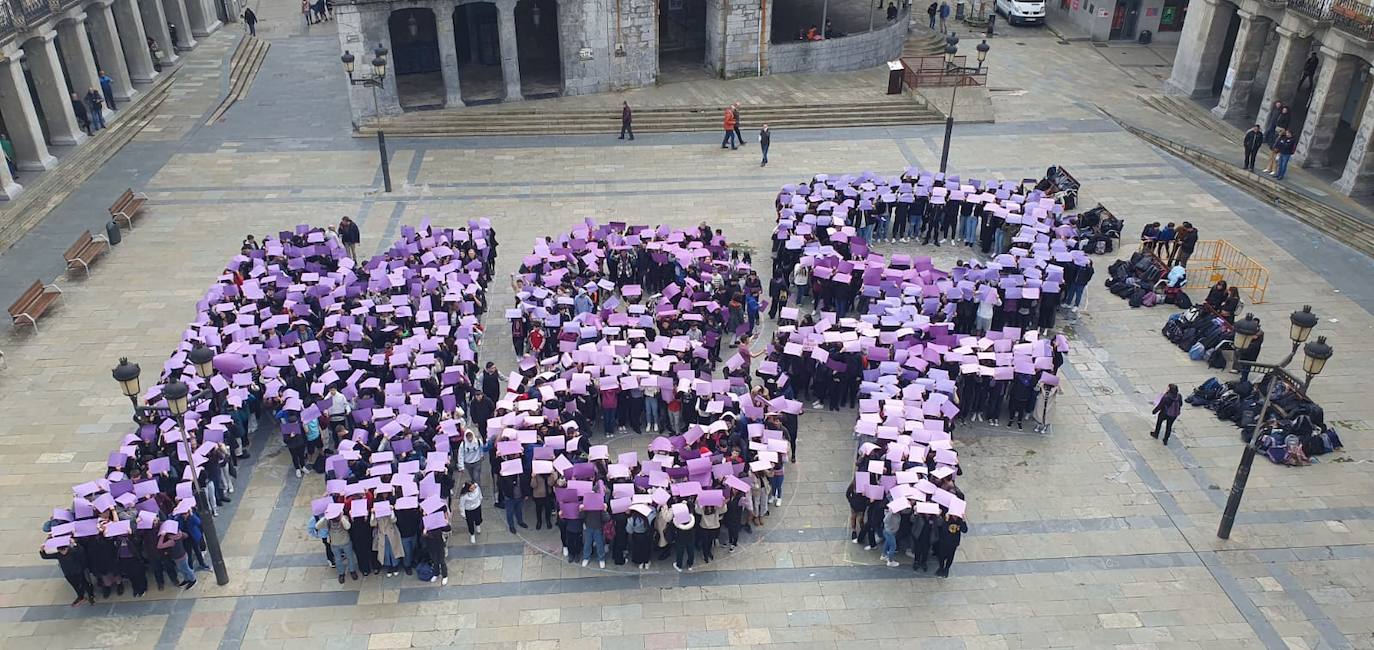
[111,349,231,585]
[1216,306,1334,540]
[938,35,990,174]
[342,44,393,193]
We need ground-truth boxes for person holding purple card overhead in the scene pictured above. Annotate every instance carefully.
[156,523,196,590]
[424,510,451,585]
[315,507,357,583]
[41,537,96,606]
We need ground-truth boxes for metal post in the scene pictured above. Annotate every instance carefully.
[377,130,392,193]
[870,0,876,32]
[177,420,230,585]
[820,0,829,38]
[939,80,958,173]
[1216,370,1275,540]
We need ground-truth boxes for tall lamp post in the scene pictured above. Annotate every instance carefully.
[1216,305,1334,540]
[342,44,393,193]
[938,35,990,173]
[110,353,231,585]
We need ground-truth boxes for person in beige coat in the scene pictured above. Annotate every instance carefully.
[372,511,405,577]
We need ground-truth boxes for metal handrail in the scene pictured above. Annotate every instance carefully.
[900,55,988,90]
[1287,0,1334,20]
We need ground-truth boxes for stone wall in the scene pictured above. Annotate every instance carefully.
[706,0,764,79]
[337,2,405,123]
[559,0,658,96]
[767,7,909,74]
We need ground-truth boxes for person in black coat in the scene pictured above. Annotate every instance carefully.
[41,540,96,605]
[1242,125,1264,171]
[480,363,502,403]
[1006,373,1036,429]
[338,216,361,259]
[424,521,451,584]
[70,93,92,135]
[348,512,375,576]
[910,512,935,572]
[932,515,968,577]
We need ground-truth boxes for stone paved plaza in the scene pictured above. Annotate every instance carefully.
[1,2,1374,649]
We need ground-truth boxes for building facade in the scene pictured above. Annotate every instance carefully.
[1166,0,1374,197]
[0,0,227,200]
[1047,0,1190,42]
[334,0,910,124]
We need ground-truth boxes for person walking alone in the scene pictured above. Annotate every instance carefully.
[619,101,634,140]
[759,123,771,166]
[243,7,258,36]
[100,71,117,111]
[927,1,938,29]
[1242,124,1263,171]
[1297,51,1319,94]
[721,106,737,150]
[938,1,950,32]
[1151,384,1183,445]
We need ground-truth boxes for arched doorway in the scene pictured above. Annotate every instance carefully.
[389,8,444,110]
[515,0,561,98]
[454,2,503,104]
[658,0,709,83]
[1209,9,1241,100]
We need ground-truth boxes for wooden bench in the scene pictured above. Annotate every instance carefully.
[63,230,109,277]
[9,280,62,333]
[109,188,148,230]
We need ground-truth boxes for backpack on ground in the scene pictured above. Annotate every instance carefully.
[415,562,435,582]
[1174,292,1192,309]
[1141,291,1158,307]
[1188,342,1206,360]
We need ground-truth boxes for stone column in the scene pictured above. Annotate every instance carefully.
[1334,62,1374,196]
[1163,0,1235,98]
[87,0,137,102]
[1294,47,1356,168]
[435,2,464,107]
[0,56,58,170]
[113,0,157,82]
[0,151,21,201]
[162,0,198,51]
[497,0,522,101]
[1211,11,1269,121]
[24,32,87,145]
[1255,26,1308,131]
[139,0,179,64]
[56,16,102,101]
[186,0,221,38]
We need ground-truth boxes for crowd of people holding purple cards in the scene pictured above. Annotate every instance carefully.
[767,169,1076,576]
[310,219,801,578]
[40,221,497,602]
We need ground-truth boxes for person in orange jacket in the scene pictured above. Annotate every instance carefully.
[721,107,737,150]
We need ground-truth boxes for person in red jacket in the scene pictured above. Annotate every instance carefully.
[721,108,737,150]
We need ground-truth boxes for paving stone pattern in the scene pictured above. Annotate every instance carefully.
[0,8,1372,650]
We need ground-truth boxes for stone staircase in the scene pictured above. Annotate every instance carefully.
[359,98,944,137]
[0,77,173,253]
[1138,94,1241,144]
[1103,109,1374,259]
[205,35,271,126]
[903,25,948,58]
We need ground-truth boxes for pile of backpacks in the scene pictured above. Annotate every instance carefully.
[1076,204,1125,256]
[1105,250,1191,309]
[1185,376,1342,465]
[1162,306,1233,368]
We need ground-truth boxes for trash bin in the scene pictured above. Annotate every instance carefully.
[106,219,122,246]
[886,60,905,95]
[1138,29,1152,44]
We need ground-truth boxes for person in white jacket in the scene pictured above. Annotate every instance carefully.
[459,482,483,543]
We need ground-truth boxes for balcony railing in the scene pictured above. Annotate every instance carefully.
[1288,0,1334,20]
[1333,0,1374,39]
[0,0,15,42]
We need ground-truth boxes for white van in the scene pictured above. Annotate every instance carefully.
[995,0,1046,25]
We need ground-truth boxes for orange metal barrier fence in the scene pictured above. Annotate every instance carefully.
[1183,239,1270,304]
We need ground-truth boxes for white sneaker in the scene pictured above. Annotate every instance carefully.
[599,560,606,569]
[295,469,303,478]
[470,534,476,543]
[476,525,481,533]
[562,548,569,557]
[887,560,900,567]
[441,577,448,585]
[864,545,875,551]
[429,576,438,583]
[674,563,682,572]
[581,559,589,567]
